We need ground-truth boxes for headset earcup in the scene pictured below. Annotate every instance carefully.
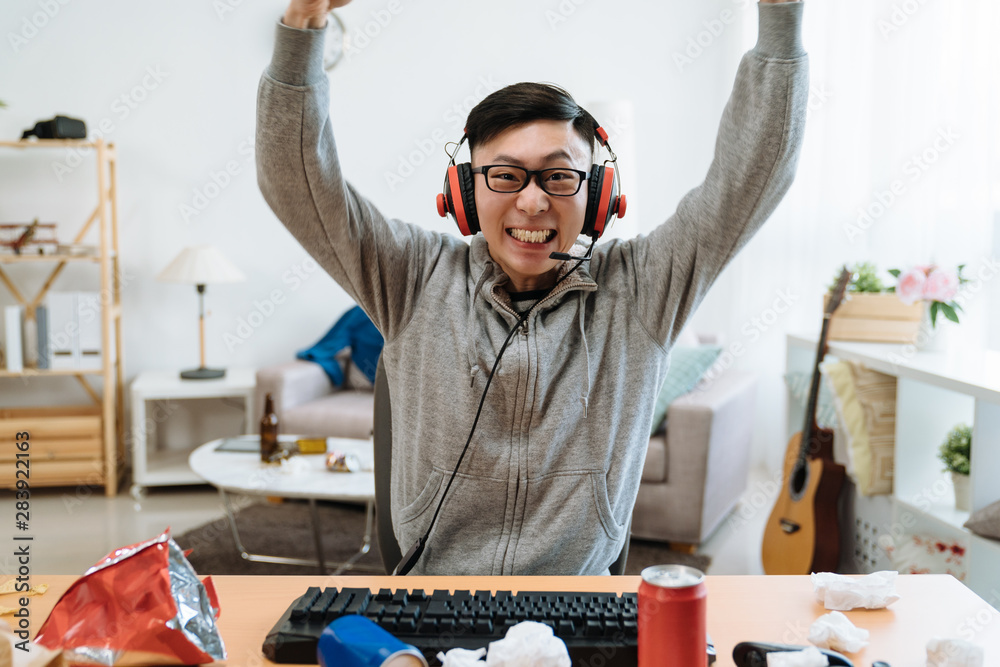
[442,163,479,236]
[456,163,480,235]
[583,165,604,238]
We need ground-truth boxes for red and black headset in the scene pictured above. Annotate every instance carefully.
[435,123,627,240]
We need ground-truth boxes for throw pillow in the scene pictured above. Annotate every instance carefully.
[822,360,869,487]
[847,362,896,495]
[964,499,1000,541]
[649,345,722,436]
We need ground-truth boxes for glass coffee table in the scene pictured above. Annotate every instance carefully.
[188,435,376,574]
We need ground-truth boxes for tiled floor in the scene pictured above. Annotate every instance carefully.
[13,466,772,576]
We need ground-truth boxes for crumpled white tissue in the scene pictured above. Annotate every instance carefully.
[808,610,869,653]
[486,621,571,667]
[436,647,486,667]
[926,637,984,667]
[436,622,570,667]
[811,570,900,610]
[766,646,830,666]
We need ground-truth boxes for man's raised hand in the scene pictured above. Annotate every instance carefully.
[283,0,352,29]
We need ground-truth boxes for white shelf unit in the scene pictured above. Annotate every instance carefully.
[129,368,256,499]
[786,333,1000,602]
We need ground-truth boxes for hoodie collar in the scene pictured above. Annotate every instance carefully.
[469,235,598,314]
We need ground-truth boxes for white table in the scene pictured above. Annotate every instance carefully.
[188,435,377,574]
[129,368,256,499]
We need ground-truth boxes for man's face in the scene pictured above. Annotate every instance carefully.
[472,119,591,292]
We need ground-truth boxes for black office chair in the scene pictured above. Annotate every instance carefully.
[373,358,630,575]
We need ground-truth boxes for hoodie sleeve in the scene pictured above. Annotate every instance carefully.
[610,1,808,349]
[255,19,445,341]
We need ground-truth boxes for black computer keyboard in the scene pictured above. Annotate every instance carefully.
[262,586,716,665]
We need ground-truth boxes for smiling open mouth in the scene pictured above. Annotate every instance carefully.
[507,228,556,244]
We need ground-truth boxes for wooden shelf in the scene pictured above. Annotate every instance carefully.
[0,138,124,496]
[0,139,113,150]
[0,254,102,263]
[0,368,105,378]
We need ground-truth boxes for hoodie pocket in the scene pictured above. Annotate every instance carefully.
[591,471,626,541]
[397,468,445,526]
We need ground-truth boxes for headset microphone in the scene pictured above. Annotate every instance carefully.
[549,237,597,262]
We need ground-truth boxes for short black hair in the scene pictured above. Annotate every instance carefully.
[465,82,598,159]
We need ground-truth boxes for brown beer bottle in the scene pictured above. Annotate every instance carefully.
[260,392,279,462]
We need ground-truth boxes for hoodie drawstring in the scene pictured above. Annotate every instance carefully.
[468,265,495,386]
[578,292,591,417]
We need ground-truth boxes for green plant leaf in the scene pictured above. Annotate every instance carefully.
[939,302,960,323]
[888,269,901,278]
[938,423,972,474]
[930,300,940,327]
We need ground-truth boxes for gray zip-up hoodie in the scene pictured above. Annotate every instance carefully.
[256,2,807,576]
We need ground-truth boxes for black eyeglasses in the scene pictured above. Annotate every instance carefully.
[471,165,590,196]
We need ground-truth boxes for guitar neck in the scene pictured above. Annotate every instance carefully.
[799,315,833,459]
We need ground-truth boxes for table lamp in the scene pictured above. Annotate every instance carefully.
[156,245,245,380]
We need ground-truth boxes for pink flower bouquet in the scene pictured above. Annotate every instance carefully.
[889,265,966,327]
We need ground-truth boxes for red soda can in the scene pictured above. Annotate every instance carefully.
[638,564,707,666]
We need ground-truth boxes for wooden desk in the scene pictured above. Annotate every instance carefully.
[13,575,1000,665]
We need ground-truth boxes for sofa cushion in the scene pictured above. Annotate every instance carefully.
[649,345,723,436]
[283,390,375,440]
[642,434,667,483]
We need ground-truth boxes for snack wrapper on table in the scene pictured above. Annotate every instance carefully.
[33,529,225,666]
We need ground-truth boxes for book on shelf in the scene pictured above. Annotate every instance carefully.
[3,305,23,371]
[36,304,49,369]
[46,291,102,370]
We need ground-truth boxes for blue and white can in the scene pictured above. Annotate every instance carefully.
[317,615,428,667]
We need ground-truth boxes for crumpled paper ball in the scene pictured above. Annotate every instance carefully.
[808,611,869,653]
[811,570,900,610]
[766,646,830,666]
[437,621,570,667]
[926,637,984,667]
[437,647,486,667]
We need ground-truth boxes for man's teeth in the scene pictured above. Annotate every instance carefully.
[508,228,555,244]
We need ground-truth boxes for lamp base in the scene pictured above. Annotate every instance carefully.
[180,367,226,380]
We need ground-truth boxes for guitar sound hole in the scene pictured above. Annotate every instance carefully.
[790,462,808,497]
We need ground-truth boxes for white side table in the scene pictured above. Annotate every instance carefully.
[130,368,256,499]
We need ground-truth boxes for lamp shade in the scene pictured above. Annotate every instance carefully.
[156,245,246,284]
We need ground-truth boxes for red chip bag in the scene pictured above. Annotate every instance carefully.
[35,529,225,666]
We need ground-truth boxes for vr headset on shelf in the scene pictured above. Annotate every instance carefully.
[21,115,87,140]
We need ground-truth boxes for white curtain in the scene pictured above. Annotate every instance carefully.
[702,0,1000,469]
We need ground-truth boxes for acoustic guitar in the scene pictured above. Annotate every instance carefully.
[761,267,851,575]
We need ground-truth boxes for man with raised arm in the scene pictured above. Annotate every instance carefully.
[258,0,807,575]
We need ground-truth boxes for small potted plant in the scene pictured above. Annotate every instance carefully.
[938,424,972,511]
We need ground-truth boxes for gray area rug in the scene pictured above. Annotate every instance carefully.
[174,499,711,576]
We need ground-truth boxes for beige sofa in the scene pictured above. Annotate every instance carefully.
[255,335,755,548]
